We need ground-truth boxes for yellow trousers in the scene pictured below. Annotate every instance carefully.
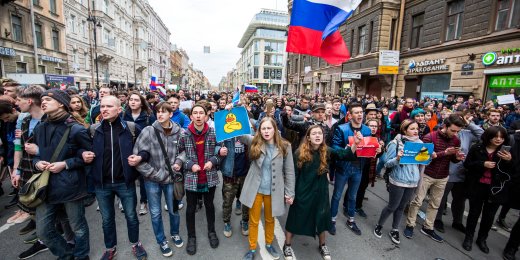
[248,193,274,250]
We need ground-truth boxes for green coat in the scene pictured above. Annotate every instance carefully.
[285,147,356,237]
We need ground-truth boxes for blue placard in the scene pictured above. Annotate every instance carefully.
[400,142,434,165]
[214,107,252,143]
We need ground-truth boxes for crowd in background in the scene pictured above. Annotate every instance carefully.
[1,77,520,260]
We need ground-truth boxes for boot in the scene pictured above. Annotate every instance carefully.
[476,238,489,254]
[462,235,473,251]
[503,246,517,260]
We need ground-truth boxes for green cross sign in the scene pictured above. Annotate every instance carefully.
[482,52,497,66]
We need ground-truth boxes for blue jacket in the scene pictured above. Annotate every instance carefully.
[32,117,92,204]
[384,135,423,188]
[171,109,190,129]
[216,137,251,178]
[448,122,484,182]
[123,109,156,130]
[91,118,142,187]
[332,122,371,172]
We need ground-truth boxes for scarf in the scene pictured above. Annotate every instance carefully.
[46,109,70,122]
[71,112,89,128]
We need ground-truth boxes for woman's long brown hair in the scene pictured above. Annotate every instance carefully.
[129,91,153,115]
[249,117,288,160]
[70,94,89,118]
[297,125,328,175]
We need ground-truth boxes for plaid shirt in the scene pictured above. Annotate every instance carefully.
[176,126,220,192]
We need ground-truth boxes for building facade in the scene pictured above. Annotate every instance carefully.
[286,0,520,100]
[1,0,68,82]
[397,0,520,101]
[236,9,289,94]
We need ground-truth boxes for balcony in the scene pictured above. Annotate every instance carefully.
[135,60,147,72]
[96,43,115,62]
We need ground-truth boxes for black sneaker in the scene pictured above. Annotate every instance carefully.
[208,232,219,248]
[434,220,445,233]
[283,244,294,260]
[319,244,331,260]
[100,248,117,260]
[452,222,466,233]
[18,241,48,259]
[346,220,361,235]
[328,221,336,235]
[497,218,512,232]
[373,225,383,238]
[420,226,443,243]
[403,225,414,239]
[159,241,173,257]
[186,237,197,255]
[389,230,400,244]
[19,219,36,235]
[355,208,367,218]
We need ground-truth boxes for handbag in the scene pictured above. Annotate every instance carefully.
[18,127,71,208]
[153,128,185,200]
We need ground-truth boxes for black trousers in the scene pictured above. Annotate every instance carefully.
[186,186,216,238]
[465,183,500,240]
[506,215,520,250]
[435,182,467,224]
[355,166,370,209]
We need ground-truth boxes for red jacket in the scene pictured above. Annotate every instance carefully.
[422,130,461,179]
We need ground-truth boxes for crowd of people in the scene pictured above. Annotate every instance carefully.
[0,76,520,260]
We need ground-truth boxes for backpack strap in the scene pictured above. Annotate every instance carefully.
[89,121,135,143]
[89,123,100,138]
[126,121,136,143]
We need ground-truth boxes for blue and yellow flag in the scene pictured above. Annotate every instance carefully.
[214,107,251,143]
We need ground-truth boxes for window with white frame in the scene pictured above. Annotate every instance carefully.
[446,0,465,41]
[496,0,520,31]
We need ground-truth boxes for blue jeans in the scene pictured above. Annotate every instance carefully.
[36,200,89,259]
[145,181,180,244]
[330,164,362,219]
[95,182,139,248]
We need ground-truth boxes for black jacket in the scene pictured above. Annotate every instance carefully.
[464,143,513,204]
[33,117,92,204]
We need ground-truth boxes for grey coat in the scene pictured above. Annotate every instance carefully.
[238,135,295,217]
[133,121,185,184]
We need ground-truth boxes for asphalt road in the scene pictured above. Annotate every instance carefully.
[0,174,518,260]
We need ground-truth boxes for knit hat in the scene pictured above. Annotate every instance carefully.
[41,89,71,112]
[424,102,432,109]
[410,108,425,119]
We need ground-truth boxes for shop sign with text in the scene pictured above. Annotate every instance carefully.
[407,59,449,74]
[488,75,520,88]
[482,52,520,66]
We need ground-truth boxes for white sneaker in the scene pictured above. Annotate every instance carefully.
[164,204,168,211]
[118,201,124,213]
[139,203,148,215]
[178,201,184,210]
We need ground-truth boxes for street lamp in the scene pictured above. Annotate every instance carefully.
[87,15,102,88]
[300,75,304,95]
[317,72,322,95]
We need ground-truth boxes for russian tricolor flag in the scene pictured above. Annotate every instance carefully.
[244,85,258,93]
[287,0,362,65]
[149,76,164,91]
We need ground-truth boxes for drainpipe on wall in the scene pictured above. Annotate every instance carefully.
[29,0,39,73]
[391,0,406,97]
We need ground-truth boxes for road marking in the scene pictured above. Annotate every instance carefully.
[275,217,297,260]
[0,223,15,234]
[257,220,271,260]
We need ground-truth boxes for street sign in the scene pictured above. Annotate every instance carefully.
[378,50,400,75]
[341,72,361,79]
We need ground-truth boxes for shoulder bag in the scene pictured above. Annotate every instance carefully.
[18,126,71,208]
[153,128,185,200]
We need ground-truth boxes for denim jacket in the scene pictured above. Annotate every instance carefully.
[384,135,424,188]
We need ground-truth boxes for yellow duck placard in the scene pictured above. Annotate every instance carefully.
[400,142,434,165]
[224,113,242,133]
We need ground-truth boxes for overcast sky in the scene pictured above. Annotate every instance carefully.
[147,0,288,86]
